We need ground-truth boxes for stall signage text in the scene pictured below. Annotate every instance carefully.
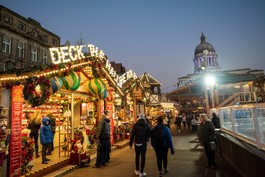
[49,44,106,64]
[105,60,137,87]
[50,44,137,87]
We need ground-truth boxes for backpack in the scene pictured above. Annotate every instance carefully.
[151,125,164,148]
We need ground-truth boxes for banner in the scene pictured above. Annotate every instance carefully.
[10,86,23,177]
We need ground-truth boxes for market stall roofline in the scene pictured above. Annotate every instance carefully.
[0,61,90,82]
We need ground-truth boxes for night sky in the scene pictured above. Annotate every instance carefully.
[2,0,265,92]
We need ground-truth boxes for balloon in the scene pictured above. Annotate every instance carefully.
[50,78,58,93]
[98,90,109,100]
[71,71,81,91]
[88,78,106,96]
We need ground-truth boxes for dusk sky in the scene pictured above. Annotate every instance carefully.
[2,0,265,92]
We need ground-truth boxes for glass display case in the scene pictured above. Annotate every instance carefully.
[215,103,265,150]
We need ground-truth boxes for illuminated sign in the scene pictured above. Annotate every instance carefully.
[49,44,106,64]
[49,44,138,88]
[160,102,174,108]
[105,60,137,87]
[178,75,200,88]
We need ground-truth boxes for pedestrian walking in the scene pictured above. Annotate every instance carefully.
[186,113,191,131]
[211,113,221,129]
[191,114,198,132]
[40,117,53,164]
[130,113,151,177]
[151,116,175,177]
[93,110,110,168]
[198,113,217,169]
[182,113,187,129]
[163,114,169,128]
[27,110,41,158]
[174,113,182,133]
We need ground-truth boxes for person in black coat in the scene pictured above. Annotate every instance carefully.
[27,110,42,158]
[211,113,221,129]
[92,111,110,168]
[198,113,216,169]
[174,113,182,133]
[130,113,151,177]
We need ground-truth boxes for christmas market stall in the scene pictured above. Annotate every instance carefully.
[0,43,135,176]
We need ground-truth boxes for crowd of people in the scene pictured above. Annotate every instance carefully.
[26,109,221,176]
[91,110,220,177]
[130,113,175,177]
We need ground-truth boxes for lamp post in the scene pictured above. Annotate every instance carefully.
[205,75,216,116]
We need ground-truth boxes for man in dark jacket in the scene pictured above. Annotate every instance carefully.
[93,111,110,168]
[130,113,151,177]
[211,113,221,129]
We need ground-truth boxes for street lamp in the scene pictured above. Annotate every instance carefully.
[204,75,216,115]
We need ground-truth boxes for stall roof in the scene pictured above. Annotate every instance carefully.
[139,72,161,86]
[217,74,257,84]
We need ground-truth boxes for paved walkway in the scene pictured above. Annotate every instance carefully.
[62,126,242,177]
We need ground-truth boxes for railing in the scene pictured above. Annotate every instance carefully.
[217,92,257,108]
[212,103,265,151]
[218,92,239,107]
[237,91,257,103]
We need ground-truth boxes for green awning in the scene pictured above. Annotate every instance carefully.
[217,74,257,84]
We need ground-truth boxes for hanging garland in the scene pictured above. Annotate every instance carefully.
[23,76,51,107]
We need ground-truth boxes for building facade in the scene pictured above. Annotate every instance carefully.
[167,33,264,115]
[0,5,60,71]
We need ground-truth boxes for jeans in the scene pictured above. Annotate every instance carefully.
[154,145,169,171]
[95,139,108,166]
[30,133,39,154]
[42,144,49,162]
[134,143,147,173]
[204,142,216,166]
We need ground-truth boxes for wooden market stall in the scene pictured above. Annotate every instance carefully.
[0,44,129,176]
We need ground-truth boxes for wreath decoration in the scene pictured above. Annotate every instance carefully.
[23,76,51,107]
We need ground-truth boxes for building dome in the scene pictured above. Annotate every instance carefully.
[194,33,215,57]
[193,33,220,73]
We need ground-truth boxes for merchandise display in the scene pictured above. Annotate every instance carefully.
[0,106,8,165]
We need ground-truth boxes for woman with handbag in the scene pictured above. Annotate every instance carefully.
[198,113,217,169]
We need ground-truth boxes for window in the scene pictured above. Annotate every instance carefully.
[4,14,12,24]
[52,38,57,45]
[43,35,48,42]
[2,36,11,54]
[31,48,38,62]
[18,23,26,31]
[43,53,48,65]
[16,42,25,58]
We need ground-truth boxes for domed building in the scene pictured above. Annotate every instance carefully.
[166,33,264,114]
[193,33,221,73]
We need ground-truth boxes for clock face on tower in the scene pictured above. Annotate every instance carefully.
[203,50,208,56]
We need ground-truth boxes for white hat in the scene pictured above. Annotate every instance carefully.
[139,113,145,119]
